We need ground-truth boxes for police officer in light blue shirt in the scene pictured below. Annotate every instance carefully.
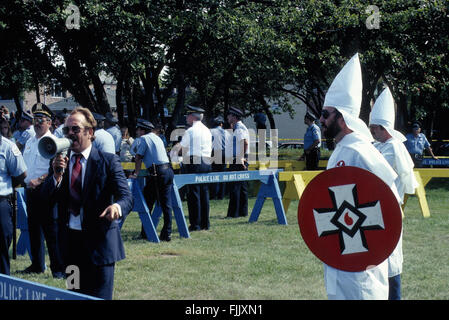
[301,112,321,170]
[14,110,36,152]
[130,119,174,241]
[53,111,68,138]
[92,112,116,154]
[404,121,438,167]
[105,112,122,154]
[0,135,27,275]
[210,116,228,200]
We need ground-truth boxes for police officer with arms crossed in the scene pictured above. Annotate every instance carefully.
[210,116,229,200]
[226,106,250,218]
[404,121,438,168]
[0,134,27,275]
[172,105,212,231]
[21,103,65,279]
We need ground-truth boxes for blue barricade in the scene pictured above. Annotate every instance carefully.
[15,169,286,252]
[122,179,190,243]
[123,169,287,242]
[160,169,287,225]
[422,158,449,166]
[0,274,100,300]
[15,188,32,259]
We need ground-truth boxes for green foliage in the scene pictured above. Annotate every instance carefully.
[1,0,448,134]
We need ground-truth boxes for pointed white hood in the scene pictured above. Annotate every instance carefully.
[369,87,406,142]
[323,53,373,142]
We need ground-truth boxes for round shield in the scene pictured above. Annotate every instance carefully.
[297,166,402,272]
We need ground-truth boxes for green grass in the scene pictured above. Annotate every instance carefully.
[9,179,449,300]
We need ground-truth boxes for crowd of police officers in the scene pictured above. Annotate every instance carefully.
[0,102,251,278]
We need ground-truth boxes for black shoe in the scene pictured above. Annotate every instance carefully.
[160,235,171,242]
[189,226,200,232]
[52,271,66,279]
[21,265,44,274]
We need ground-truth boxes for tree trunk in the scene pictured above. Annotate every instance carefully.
[124,76,136,133]
[167,72,186,140]
[34,78,41,103]
[13,92,23,116]
[256,95,275,129]
[90,72,111,115]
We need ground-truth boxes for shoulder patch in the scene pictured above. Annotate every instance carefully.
[11,143,22,157]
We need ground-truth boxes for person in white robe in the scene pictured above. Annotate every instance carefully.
[319,53,402,300]
[369,86,419,300]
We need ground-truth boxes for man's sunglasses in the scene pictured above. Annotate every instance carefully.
[62,125,90,135]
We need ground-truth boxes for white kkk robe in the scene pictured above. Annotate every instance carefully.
[324,132,401,300]
[373,137,419,277]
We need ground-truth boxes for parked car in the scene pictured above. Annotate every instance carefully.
[278,142,304,150]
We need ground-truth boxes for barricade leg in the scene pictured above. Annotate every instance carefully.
[414,172,431,218]
[171,183,190,238]
[249,174,287,225]
[125,179,160,242]
[16,232,32,259]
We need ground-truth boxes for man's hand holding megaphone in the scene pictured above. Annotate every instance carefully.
[52,154,69,184]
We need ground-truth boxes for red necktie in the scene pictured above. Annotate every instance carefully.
[69,154,83,216]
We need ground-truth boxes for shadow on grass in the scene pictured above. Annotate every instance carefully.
[425,178,449,191]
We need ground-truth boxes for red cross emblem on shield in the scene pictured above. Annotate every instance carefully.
[298,166,402,272]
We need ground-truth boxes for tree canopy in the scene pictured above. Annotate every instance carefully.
[1,0,448,137]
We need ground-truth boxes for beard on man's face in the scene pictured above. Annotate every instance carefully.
[322,117,341,139]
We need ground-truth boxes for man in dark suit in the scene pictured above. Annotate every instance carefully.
[41,107,133,300]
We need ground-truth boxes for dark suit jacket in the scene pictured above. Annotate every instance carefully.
[41,146,133,266]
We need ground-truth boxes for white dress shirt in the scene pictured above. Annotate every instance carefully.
[54,144,121,230]
[180,121,212,158]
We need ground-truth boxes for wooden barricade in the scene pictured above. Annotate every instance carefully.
[279,168,449,218]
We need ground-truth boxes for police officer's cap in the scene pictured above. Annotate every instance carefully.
[92,112,106,121]
[305,112,316,121]
[228,106,243,117]
[21,110,34,122]
[32,103,53,119]
[412,121,421,129]
[105,112,119,124]
[185,105,205,114]
[136,118,154,130]
[214,116,224,125]
[55,111,69,120]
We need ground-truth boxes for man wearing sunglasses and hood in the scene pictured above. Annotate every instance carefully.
[318,54,401,300]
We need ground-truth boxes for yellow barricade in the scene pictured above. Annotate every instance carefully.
[402,168,449,218]
[279,168,449,218]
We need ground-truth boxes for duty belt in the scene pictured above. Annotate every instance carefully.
[149,163,172,175]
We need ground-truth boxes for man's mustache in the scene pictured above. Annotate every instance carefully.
[68,135,78,142]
